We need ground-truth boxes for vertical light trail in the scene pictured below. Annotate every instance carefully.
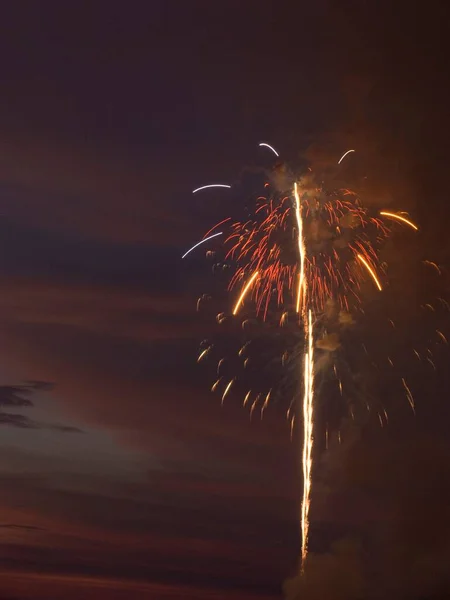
[293,183,315,567]
[293,182,306,314]
[301,309,314,565]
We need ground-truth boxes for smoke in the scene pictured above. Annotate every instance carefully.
[283,424,450,600]
[283,538,364,600]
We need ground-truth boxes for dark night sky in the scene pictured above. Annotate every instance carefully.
[0,2,449,599]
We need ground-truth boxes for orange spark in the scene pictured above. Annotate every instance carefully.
[380,211,418,231]
[232,271,259,315]
[356,253,382,291]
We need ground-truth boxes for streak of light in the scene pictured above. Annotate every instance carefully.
[325,426,329,450]
[197,347,211,363]
[250,395,260,420]
[211,377,222,392]
[380,211,418,231]
[259,142,279,157]
[293,182,306,313]
[221,379,235,404]
[423,260,441,275]
[337,149,355,164]
[192,184,231,193]
[402,378,415,414]
[238,342,251,357]
[261,389,272,418]
[202,217,231,239]
[243,390,252,407]
[232,271,259,315]
[301,310,314,565]
[413,349,421,361]
[217,358,225,374]
[436,330,448,344]
[357,253,382,291]
[280,311,288,326]
[182,232,223,259]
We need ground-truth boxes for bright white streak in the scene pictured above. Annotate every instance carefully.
[337,149,355,164]
[182,232,223,259]
[301,309,314,565]
[293,182,306,313]
[258,142,279,157]
[192,184,231,193]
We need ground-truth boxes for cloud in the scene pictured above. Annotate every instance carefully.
[0,383,81,433]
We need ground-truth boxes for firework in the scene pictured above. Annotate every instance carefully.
[186,142,430,567]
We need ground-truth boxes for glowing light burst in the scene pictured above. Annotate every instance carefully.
[187,143,430,569]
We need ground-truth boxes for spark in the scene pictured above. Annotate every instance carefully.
[436,330,448,344]
[221,379,235,404]
[357,253,382,291]
[243,390,252,407]
[192,184,231,194]
[232,271,259,315]
[402,378,415,414]
[211,377,222,393]
[182,232,223,259]
[197,347,211,363]
[337,149,355,164]
[423,260,441,275]
[380,211,418,231]
[259,142,279,157]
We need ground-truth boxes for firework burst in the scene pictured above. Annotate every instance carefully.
[184,143,431,567]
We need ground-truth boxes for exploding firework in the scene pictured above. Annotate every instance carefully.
[184,142,442,568]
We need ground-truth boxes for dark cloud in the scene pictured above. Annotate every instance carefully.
[0,383,81,432]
